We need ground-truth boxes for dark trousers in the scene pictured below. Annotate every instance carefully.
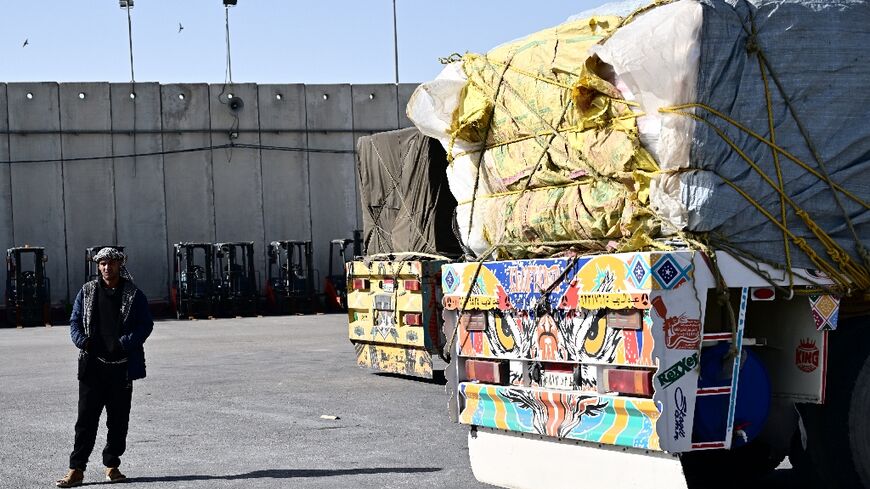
[69,360,132,471]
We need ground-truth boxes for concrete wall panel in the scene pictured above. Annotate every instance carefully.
[258,84,310,249]
[111,83,168,301]
[0,85,13,258]
[161,84,215,252]
[306,85,355,288]
[3,82,412,306]
[398,83,418,129]
[60,83,115,297]
[7,83,68,303]
[209,83,266,286]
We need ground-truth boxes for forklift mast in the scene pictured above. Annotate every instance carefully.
[214,241,258,316]
[267,240,315,314]
[5,247,51,327]
[171,242,216,319]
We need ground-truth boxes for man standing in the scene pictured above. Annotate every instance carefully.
[56,248,154,487]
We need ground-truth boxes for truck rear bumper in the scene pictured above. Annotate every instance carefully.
[467,427,688,489]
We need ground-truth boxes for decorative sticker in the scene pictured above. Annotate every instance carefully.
[808,295,840,331]
[673,387,688,441]
[651,295,701,350]
[657,352,699,389]
[796,338,820,373]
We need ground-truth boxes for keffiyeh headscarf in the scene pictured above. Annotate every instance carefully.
[93,247,134,281]
[92,247,126,264]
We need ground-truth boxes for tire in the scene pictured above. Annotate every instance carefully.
[801,315,870,489]
[850,353,870,488]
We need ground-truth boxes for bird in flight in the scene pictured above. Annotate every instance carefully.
[22,39,29,47]
[178,22,184,33]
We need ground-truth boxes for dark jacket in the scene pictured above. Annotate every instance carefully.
[70,279,154,381]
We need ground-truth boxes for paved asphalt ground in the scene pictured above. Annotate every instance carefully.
[1,315,810,489]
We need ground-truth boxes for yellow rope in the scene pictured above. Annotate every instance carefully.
[666,108,868,290]
[754,25,794,289]
[662,104,869,210]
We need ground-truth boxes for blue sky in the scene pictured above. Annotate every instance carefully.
[0,1,606,84]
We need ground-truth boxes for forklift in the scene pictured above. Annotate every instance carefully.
[5,247,51,328]
[214,241,258,317]
[85,245,125,283]
[324,230,362,311]
[171,242,217,319]
[266,240,315,314]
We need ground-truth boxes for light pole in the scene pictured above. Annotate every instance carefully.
[119,0,134,82]
[392,0,399,84]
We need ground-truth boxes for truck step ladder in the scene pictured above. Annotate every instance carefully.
[691,287,750,450]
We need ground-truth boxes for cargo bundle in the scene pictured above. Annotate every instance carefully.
[408,0,870,293]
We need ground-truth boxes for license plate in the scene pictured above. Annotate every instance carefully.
[540,371,574,390]
[606,309,642,330]
[374,294,393,311]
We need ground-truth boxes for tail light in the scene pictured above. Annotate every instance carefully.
[603,368,654,397]
[464,359,508,384]
[403,279,421,291]
[460,311,486,331]
[403,313,422,325]
[351,278,369,290]
[751,287,775,301]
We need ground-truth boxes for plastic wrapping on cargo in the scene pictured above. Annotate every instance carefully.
[591,0,702,232]
[356,128,462,257]
[408,0,870,288]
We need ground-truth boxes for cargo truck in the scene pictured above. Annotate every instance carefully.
[439,250,869,488]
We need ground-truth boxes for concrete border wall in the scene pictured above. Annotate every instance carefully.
[0,82,418,305]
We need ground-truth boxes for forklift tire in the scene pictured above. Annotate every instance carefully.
[850,353,870,488]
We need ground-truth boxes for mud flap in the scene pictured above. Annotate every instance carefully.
[467,427,688,489]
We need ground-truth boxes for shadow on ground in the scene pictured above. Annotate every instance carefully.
[374,370,447,385]
[130,467,442,483]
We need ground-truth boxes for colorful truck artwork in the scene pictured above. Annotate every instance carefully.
[346,259,445,378]
[440,250,843,488]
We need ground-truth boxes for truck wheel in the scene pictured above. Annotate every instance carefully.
[850,353,870,488]
[802,314,870,489]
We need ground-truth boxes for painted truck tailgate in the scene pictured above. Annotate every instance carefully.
[347,259,444,378]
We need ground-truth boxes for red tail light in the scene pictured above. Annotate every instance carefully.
[751,287,775,301]
[351,278,369,290]
[460,312,486,331]
[603,368,654,397]
[403,279,421,291]
[403,313,422,325]
[464,359,508,384]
